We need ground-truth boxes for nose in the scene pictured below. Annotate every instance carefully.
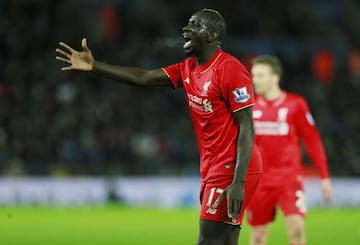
[183,25,190,32]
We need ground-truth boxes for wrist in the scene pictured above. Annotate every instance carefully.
[92,60,99,72]
[232,178,245,186]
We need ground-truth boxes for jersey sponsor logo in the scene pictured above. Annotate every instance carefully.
[254,107,289,135]
[187,93,213,112]
[253,110,262,119]
[203,99,213,112]
[254,121,289,135]
[233,87,251,103]
[306,112,315,125]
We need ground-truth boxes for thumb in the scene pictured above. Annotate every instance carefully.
[82,38,89,52]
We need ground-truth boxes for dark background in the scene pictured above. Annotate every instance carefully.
[0,0,359,176]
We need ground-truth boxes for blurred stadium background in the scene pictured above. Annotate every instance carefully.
[0,0,359,244]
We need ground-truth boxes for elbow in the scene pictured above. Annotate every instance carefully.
[137,76,151,87]
[138,72,155,87]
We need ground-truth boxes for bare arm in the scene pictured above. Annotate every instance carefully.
[232,106,254,185]
[212,106,254,222]
[56,38,172,87]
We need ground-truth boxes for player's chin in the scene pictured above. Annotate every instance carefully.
[254,88,264,95]
[183,47,195,57]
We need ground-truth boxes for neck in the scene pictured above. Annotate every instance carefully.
[196,45,220,65]
[263,87,282,101]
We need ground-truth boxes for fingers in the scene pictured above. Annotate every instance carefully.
[55,56,73,71]
[61,66,74,71]
[55,56,71,64]
[59,41,76,54]
[324,189,332,203]
[55,48,71,59]
[228,199,243,223]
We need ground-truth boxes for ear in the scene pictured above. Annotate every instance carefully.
[207,32,219,43]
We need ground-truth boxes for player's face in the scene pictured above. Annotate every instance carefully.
[251,64,278,95]
[182,13,210,56]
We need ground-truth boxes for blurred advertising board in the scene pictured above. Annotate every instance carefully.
[0,177,359,207]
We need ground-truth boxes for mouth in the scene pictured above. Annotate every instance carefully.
[183,33,192,50]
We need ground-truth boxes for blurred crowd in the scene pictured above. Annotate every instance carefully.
[0,0,359,176]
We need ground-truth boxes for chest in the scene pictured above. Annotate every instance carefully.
[253,106,294,122]
[182,69,223,114]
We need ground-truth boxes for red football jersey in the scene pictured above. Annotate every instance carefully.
[162,49,262,182]
[253,91,330,185]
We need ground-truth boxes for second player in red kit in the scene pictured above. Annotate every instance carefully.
[247,55,332,245]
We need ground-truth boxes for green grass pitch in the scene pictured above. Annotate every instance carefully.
[0,205,359,244]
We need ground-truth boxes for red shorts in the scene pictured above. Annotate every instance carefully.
[200,172,261,226]
[246,175,306,226]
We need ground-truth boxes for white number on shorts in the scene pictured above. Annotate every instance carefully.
[295,190,307,213]
[206,187,224,214]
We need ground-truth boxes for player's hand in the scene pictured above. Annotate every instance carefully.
[320,178,332,204]
[212,183,244,223]
[56,38,94,71]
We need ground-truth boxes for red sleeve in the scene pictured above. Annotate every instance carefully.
[219,61,255,112]
[295,97,330,179]
[161,63,183,89]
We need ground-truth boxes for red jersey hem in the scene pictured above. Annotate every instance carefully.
[232,103,254,113]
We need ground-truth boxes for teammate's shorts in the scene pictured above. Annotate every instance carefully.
[199,172,261,226]
[246,175,306,226]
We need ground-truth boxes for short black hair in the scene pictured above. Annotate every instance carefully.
[252,55,283,77]
[197,8,226,39]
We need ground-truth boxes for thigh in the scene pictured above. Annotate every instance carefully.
[246,184,278,226]
[200,173,262,226]
[199,178,233,225]
[278,176,306,217]
[197,219,239,245]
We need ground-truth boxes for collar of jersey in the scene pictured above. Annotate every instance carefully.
[258,91,287,107]
[193,49,223,75]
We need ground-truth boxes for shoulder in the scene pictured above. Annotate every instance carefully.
[286,92,307,104]
[285,92,310,110]
[215,51,250,79]
[183,57,197,66]
[218,51,246,69]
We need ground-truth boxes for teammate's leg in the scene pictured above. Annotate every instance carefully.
[197,219,238,245]
[249,224,269,245]
[285,214,306,245]
[246,184,277,245]
[278,176,307,245]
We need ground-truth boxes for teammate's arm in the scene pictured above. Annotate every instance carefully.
[55,38,172,87]
[296,97,332,203]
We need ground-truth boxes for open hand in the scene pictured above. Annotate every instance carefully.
[56,38,94,71]
[321,178,332,204]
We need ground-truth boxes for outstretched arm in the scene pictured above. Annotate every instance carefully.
[56,38,172,87]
